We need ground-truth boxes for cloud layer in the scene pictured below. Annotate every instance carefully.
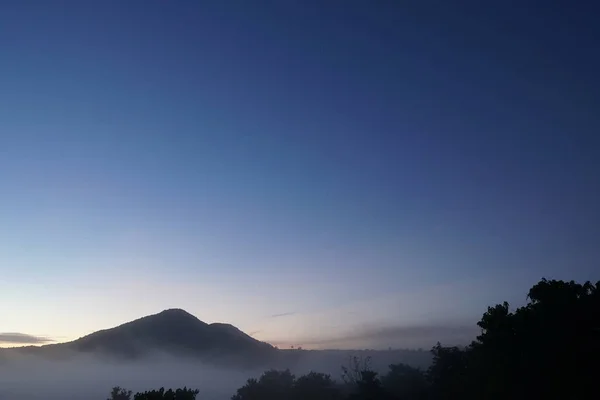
[270,324,479,349]
[0,332,53,344]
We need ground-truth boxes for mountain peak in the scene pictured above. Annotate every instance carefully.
[153,308,203,322]
[158,308,193,315]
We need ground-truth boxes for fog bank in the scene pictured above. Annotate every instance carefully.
[0,350,431,399]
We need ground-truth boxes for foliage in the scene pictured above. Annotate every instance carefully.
[107,387,198,400]
[231,369,295,400]
[348,369,386,400]
[381,363,428,400]
[231,368,345,400]
[341,355,372,385]
[426,344,471,400]
[133,387,199,400]
[471,278,599,399]
[108,386,132,400]
[428,278,600,400]
[294,372,343,400]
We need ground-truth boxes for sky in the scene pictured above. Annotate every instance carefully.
[0,0,599,350]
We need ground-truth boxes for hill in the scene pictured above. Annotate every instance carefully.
[7,309,276,366]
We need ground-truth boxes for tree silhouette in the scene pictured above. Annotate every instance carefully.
[426,343,471,400]
[293,371,343,400]
[231,369,295,400]
[133,387,199,400]
[341,355,372,385]
[381,363,428,400]
[427,278,600,400]
[478,279,598,399]
[108,386,132,400]
[339,355,391,400]
[348,370,387,400]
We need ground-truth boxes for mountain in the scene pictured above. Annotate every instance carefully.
[10,309,276,365]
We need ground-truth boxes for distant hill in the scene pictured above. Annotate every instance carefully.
[8,309,276,366]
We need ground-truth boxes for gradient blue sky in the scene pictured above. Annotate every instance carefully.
[1,1,599,349]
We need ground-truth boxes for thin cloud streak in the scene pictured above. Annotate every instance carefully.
[0,332,54,344]
[270,324,480,349]
[270,311,297,318]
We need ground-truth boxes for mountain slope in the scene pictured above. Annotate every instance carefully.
[33,309,275,363]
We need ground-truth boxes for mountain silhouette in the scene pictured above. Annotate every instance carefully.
[11,309,275,365]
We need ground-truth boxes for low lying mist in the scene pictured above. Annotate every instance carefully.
[0,349,431,400]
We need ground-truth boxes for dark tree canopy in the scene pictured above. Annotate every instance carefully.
[294,372,343,400]
[133,387,199,400]
[231,369,296,400]
[381,363,428,400]
[472,279,599,400]
[429,278,600,400]
[107,387,198,400]
[108,386,132,400]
